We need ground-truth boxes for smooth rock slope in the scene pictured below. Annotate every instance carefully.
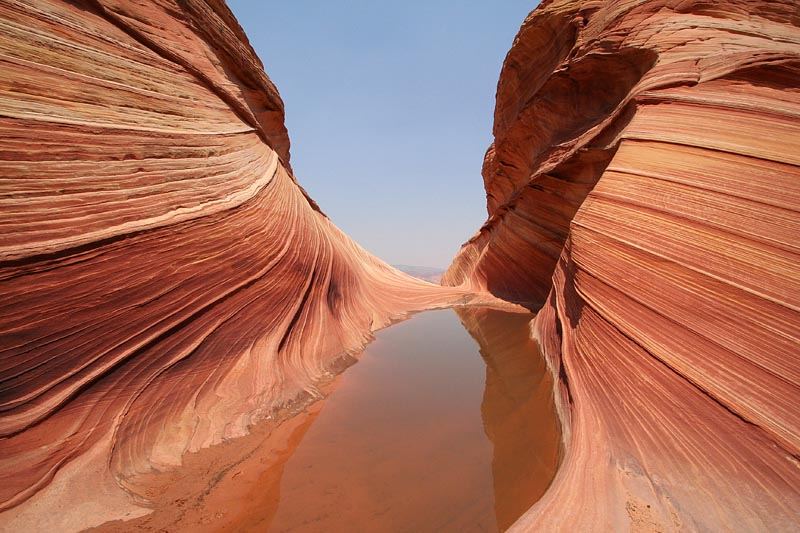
[445,0,800,530]
[0,1,468,529]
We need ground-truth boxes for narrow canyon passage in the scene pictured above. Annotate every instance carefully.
[2,1,799,530]
[97,307,560,532]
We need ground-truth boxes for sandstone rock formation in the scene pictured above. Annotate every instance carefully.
[3,0,800,530]
[444,0,800,530]
[0,1,469,529]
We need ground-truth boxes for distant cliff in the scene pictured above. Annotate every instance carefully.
[393,264,445,283]
[445,0,800,530]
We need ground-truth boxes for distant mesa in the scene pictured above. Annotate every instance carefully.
[393,265,445,283]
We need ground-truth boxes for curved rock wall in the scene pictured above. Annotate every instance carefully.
[0,1,467,529]
[4,0,799,530]
[445,0,800,530]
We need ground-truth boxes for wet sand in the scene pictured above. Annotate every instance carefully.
[93,307,560,532]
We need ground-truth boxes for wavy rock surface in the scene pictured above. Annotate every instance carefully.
[0,1,470,530]
[445,0,800,530]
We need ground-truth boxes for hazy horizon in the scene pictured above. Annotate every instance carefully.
[228,1,537,267]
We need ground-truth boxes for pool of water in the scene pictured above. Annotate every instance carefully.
[217,307,561,532]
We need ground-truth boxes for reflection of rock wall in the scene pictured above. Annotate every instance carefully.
[0,1,466,529]
[445,0,800,530]
[455,307,560,531]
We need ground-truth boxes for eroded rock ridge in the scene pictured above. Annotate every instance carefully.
[0,1,466,529]
[445,0,800,530]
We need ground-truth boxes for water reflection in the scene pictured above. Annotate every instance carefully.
[214,307,560,532]
[456,307,561,530]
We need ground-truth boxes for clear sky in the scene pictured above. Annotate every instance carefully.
[227,1,537,268]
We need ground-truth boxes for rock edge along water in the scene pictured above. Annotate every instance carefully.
[444,0,800,530]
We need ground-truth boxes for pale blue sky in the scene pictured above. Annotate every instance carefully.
[228,1,537,267]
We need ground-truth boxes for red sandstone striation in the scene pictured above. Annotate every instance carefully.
[445,0,800,530]
[4,0,800,530]
[0,1,472,530]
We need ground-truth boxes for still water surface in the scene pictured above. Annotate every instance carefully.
[233,307,560,532]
